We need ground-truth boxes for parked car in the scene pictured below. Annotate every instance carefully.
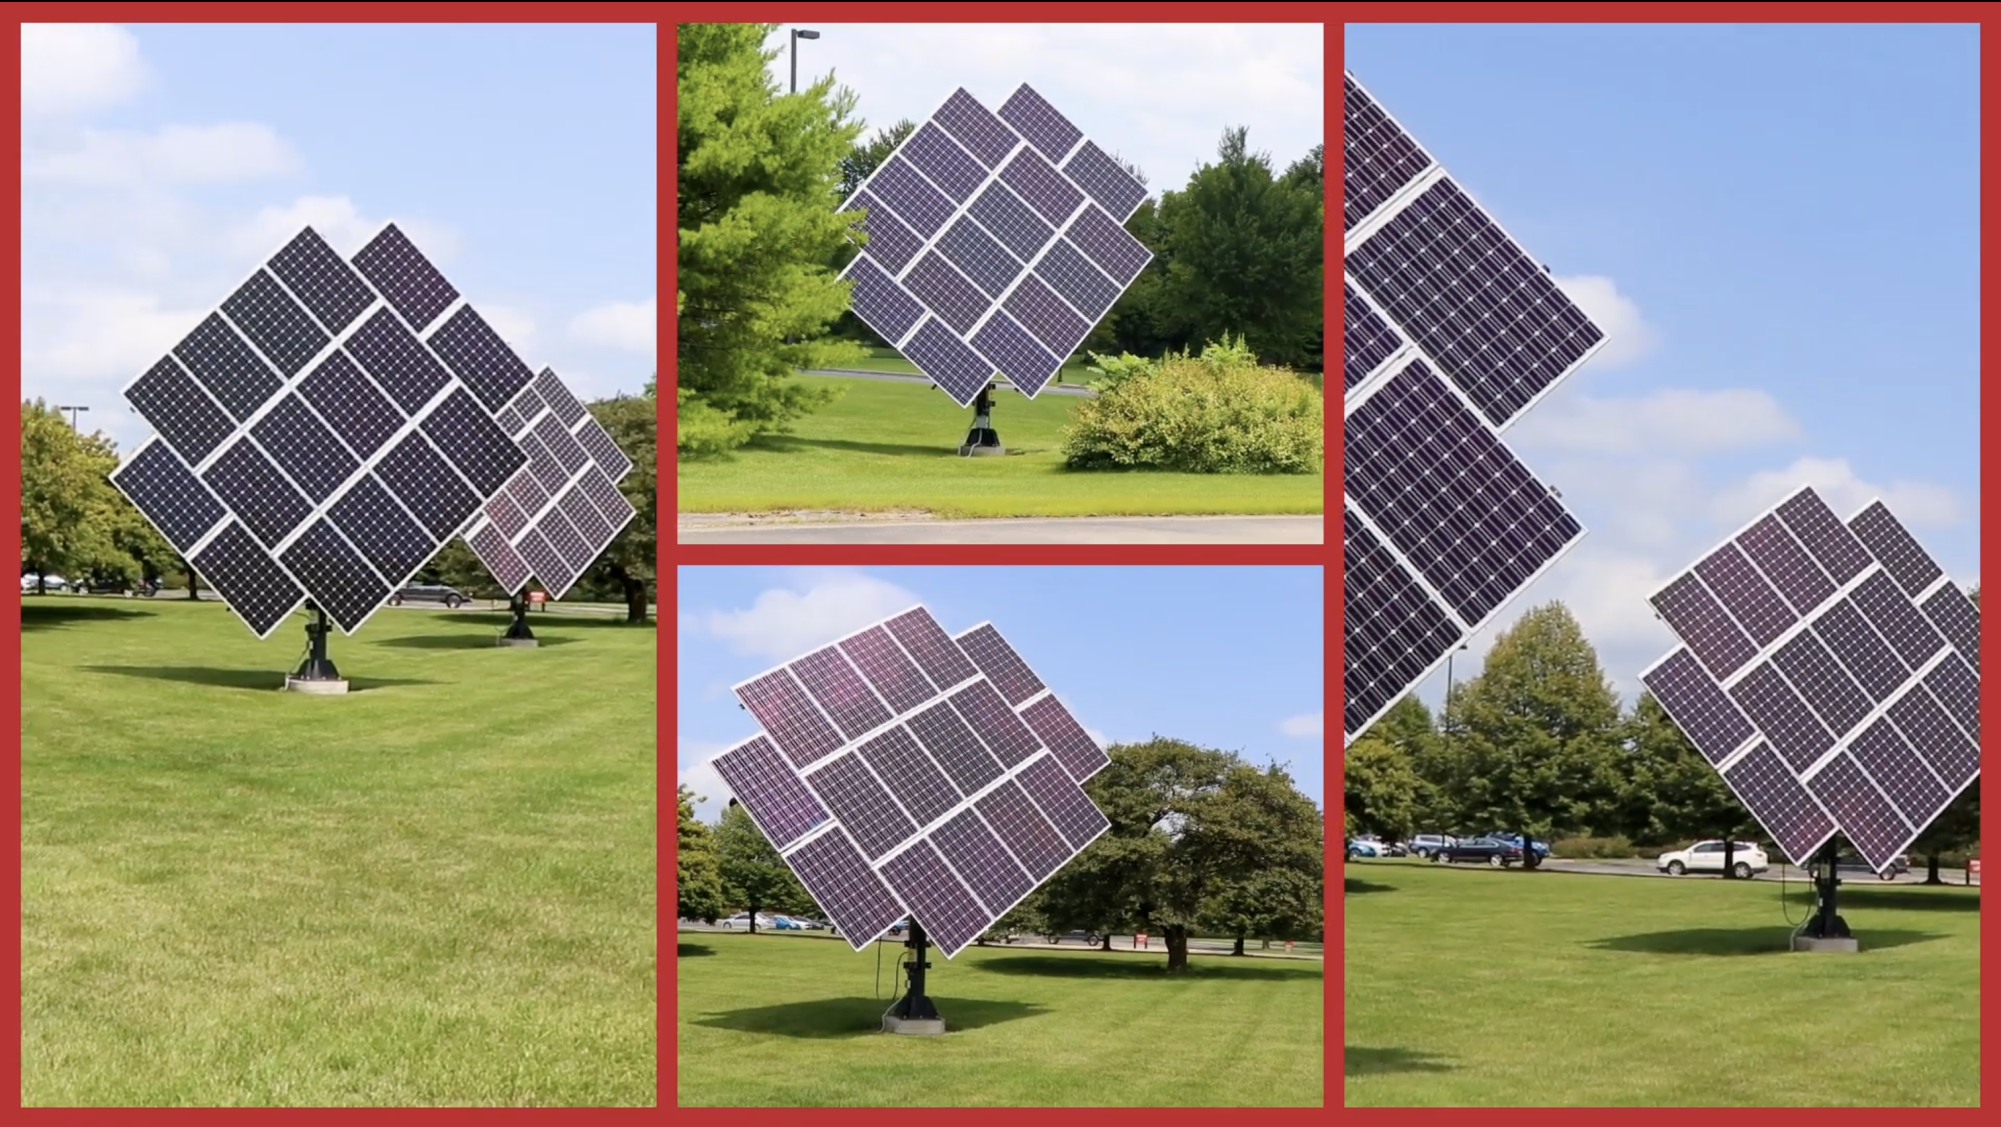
[719,912,776,930]
[1658,840,1769,879]
[787,916,827,930]
[769,915,813,930]
[1347,838,1389,860]
[1045,929,1102,945]
[388,583,470,609]
[1831,854,1910,880]
[1351,834,1406,858]
[1485,831,1552,858]
[20,574,69,592]
[1406,833,1457,859]
[1434,837,1524,867]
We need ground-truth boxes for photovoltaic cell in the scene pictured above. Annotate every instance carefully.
[737,669,845,768]
[250,393,359,504]
[905,701,1005,795]
[1693,543,1796,647]
[201,438,312,549]
[173,313,283,422]
[420,387,527,497]
[870,157,956,237]
[997,84,1082,161]
[1769,629,1871,736]
[855,726,961,828]
[1345,362,1580,624]
[1063,203,1150,286]
[839,626,938,715]
[1728,662,1835,773]
[268,226,375,334]
[127,357,236,464]
[374,432,479,540]
[1721,743,1837,865]
[1002,274,1090,359]
[1735,513,1835,615]
[345,309,452,414]
[880,841,988,957]
[903,253,989,335]
[1849,571,1944,669]
[949,680,1043,767]
[1034,240,1120,320]
[1342,506,1463,739]
[928,808,1033,915]
[1346,178,1603,429]
[934,88,1019,168]
[844,256,926,343]
[1343,284,1402,391]
[1885,684,1978,791]
[936,216,1023,298]
[575,417,634,483]
[1810,600,1908,701]
[557,484,612,551]
[1776,489,1872,585]
[221,270,331,379]
[1920,586,1980,672]
[531,368,587,428]
[536,507,591,586]
[1016,755,1109,850]
[1062,141,1148,220]
[714,735,830,850]
[1018,694,1110,783]
[845,191,926,273]
[956,623,1046,705]
[1849,502,1944,598]
[109,440,225,554]
[279,518,390,634]
[578,464,636,528]
[790,646,894,740]
[1652,572,1757,680]
[299,350,404,459]
[327,475,435,585]
[999,148,1085,226]
[1803,752,1910,873]
[902,121,987,203]
[1640,648,1755,766]
[969,313,1062,396]
[968,182,1054,262]
[806,752,917,861]
[784,830,906,952]
[1846,718,1946,832]
[1922,656,1979,743]
[352,223,458,331]
[427,305,537,412]
[901,318,995,407]
[1343,73,1433,232]
[974,780,1071,881]
[467,524,530,594]
[191,521,305,637]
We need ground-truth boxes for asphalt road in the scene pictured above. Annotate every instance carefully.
[1357,855,1961,885]
[677,513,1324,544]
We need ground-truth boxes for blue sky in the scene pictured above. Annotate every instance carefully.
[677,566,1324,821]
[1347,23,1980,702]
[764,23,1323,206]
[20,22,657,459]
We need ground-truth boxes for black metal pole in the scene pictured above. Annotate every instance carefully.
[888,919,939,1021]
[504,592,537,642]
[293,604,341,681]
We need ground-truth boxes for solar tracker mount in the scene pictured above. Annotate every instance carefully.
[707,605,1113,1032]
[837,83,1154,455]
[1343,70,1608,746]
[1640,486,1979,949]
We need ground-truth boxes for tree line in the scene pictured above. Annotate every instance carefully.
[674,21,1325,456]
[1345,598,1981,882]
[19,381,660,620]
[678,736,1324,972]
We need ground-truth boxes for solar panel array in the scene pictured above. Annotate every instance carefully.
[1342,71,1607,746]
[1641,486,1980,873]
[459,366,638,599]
[708,606,1112,958]
[111,223,536,638]
[838,85,1153,407]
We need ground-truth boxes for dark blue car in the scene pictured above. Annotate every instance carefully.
[1487,832,1552,858]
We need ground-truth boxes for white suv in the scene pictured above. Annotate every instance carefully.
[1658,840,1768,878]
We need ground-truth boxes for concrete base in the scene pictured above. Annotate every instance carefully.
[958,444,1005,457]
[1792,935,1860,953]
[497,638,540,648]
[882,1014,946,1036]
[285,676,350,695]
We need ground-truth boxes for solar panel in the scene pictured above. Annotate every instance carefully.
[839,84,1152,407]
[1342,71,1604,745]
[1641,486,1981,872]
[108,222,533,639]
[456,366,638,600]
[709,606,1112,957]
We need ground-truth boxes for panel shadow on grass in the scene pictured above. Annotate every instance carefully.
[1587,927,1943,956]
[1832,887,1981,913]
[690,996,1041,1039]
[973,955,1323,982]
[1344,877,1395,895]
[676,943,716,958]
[20,604,156,631]
[84,665,438,693]
[452,612,646,632]
[371,633,578,650]
[751,435,959,460]
[1345,1046,1455,1077]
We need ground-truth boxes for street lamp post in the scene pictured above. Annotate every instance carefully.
[56,404,88,430]
[790,28,820,94]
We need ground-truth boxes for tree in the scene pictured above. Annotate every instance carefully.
[590,380,657,622]
[1195,762,1324,955]
[839,118,915,202]
[1147,129,1324,369]
[1341,737,1423,843]
[676,23,867,455]
[20,400,129,590]
[1621,692,1751,857]
[676,785,728,922]
[1910,584,1980,883]
[713,801,812,933]
[1449,602,1625,867]
[1039,737,1321,972]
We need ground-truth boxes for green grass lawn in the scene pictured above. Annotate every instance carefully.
[21,596,657,1106]
[676,377,1324,519]
[1343,860,1979,1107]
[677,930,1324,1106]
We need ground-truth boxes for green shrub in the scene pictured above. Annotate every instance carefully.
[1552,835,1650,859]
[1063,337,1323,474]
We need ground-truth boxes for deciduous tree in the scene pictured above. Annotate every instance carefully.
[677,785,728,922]
[714,801,812,933]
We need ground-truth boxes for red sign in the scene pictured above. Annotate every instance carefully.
[528,591,546,606]
[1970,859,1982,876]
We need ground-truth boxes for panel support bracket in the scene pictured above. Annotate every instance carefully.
[959,384,1004,457]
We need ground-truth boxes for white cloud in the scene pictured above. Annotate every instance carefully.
[1709,456,1964,531]
[1278,711,1323,738]
[682,570,922,662]
[568,297,656,354]
[21,23,146,118]
[678,746,733,823]
[479,305,538,353]
[1554,274,1659,370]
[1084,727,1111,748]
[24,286,210,381]
[26,123,302,185]
[222,196,461,262]
[1513,388,1802,457]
